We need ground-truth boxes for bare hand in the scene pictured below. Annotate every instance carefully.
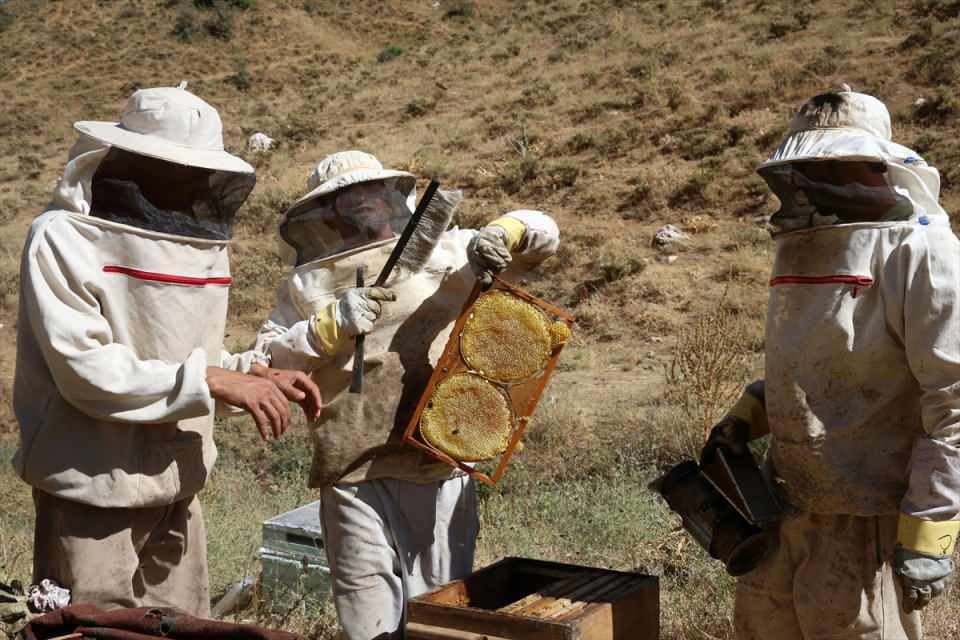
[249,363,322,421]
[206,366,291,441]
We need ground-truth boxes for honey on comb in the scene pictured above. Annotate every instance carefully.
[461,291,552,383]
[420,373,513,462]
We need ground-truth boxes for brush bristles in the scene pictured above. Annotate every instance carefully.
[397,189,462,273]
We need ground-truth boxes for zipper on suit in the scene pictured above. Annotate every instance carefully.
[769,275,874,298]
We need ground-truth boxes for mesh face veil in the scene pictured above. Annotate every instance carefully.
[279,179,413,265]
[759,160,914,234]
[89,147,256,240]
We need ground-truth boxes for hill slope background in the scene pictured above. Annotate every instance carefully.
[1,0,959,638]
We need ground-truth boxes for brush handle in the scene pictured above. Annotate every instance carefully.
[349,180,441,394]
[349,266,366,394]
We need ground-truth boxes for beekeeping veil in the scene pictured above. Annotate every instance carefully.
[278,151,417,266]
[71,84,256,240]
[758,86,946,234]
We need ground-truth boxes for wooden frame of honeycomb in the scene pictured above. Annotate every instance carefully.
[402,275,574,485]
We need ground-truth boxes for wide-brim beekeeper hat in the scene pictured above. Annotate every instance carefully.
[759,85,921,169]
[758,85,947,224]
[74,84,253,174]
[287,150,416,211]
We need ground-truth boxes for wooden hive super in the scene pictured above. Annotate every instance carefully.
[406,557,659,639]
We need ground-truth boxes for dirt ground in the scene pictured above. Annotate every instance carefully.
[2,0,960,637]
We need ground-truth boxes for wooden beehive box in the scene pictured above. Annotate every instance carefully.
[402,276,574,485]
[406,558,659,640]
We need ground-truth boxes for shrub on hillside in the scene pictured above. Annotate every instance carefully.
[377,45,404,63]
[913,87,958,123]
[766,10,812,39]
[203,7,234,40]
[665,303,750,450]
[226,69,253,91]
[0,8,14,33]
[911,0,960,19]
[443,0,474,19]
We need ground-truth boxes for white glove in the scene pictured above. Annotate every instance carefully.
[335,287,396,338]
[467,226,513,283]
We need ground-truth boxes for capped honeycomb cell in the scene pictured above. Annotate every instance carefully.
[420,373,514,462]
[460,292,552,383]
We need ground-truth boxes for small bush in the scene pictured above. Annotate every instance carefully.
[203,8,234,39]
[664,303,750,451]
[444,0,474,19]
[226,69,252,91]
[0,8,14,33]
[172,10,200,40]
[911,0,960,19]
[913,87,958,123]
[377,45,404,63]
[912,42,959,86]
[403,99,432,119]
[767,10,812,39]
[118,5,145,19]
[669,169,715,208]
[195,0,255,8]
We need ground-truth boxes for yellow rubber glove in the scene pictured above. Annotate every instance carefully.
[487,215,527,251]
[309,303,341,357]
[308,287,396,357]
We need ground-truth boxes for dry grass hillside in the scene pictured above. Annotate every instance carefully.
[1,0,960,638]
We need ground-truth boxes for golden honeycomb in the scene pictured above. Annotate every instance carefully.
[460,292,553,383]
[420,373,514,461]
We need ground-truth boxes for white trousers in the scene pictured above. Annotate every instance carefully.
[320,476,479,640]
[735,511,921,640]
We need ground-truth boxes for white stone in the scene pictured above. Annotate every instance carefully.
[248,132,275,153]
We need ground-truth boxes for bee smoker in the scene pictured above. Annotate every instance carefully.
[652,449,781,577]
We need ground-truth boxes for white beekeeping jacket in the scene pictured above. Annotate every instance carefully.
[13,137,260,508]
[762,136,960,521]
[254,210,560,488]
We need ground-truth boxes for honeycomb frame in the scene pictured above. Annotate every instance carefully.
[402,275,574,485]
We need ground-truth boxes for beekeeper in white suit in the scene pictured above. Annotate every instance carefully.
[254,150,560,639]
[13,85,321,616]
[703,88,960,639]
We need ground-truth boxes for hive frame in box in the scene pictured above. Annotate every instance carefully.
[402,275,574,485]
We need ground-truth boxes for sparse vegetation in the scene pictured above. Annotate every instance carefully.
[0,8,13,33]
[665,303,750,454]
[4,0,960,637]
[376,45,404,64]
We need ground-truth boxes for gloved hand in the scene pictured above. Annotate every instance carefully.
[308,287,396,355]
[894,514,959,611]
[467,226,513,283]
[700,416,751,464]
[700,380,767,465]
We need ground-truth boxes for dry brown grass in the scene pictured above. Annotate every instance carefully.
[2,0,960,636]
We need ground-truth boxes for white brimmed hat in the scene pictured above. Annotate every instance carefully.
[288,150,416,210]
[74,85,254,174]
[760,86,917,170]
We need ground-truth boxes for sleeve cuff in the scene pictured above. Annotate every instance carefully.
[897,513,960,556]
[487,216,527,250]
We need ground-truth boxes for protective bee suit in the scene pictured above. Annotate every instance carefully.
[13,86,262,616]
[253,150,560,639]
[728,89,960,639]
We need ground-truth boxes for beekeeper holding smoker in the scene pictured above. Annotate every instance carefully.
[254,150,561,639]
[697,87,960,640]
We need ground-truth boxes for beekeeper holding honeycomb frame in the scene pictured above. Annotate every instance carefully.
[253,149,561,640]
